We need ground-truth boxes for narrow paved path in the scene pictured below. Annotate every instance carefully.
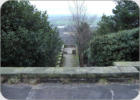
[1,83,139,100]
[63,46,79,67]
[63,54,75,67]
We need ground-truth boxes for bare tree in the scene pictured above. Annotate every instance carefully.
[69,0,91,67]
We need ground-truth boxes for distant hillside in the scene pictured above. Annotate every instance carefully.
[48,15,72,26]
[48,15,101,27]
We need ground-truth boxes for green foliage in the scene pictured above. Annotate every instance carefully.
[113,0,139,30]
[96,15,116,35]
[98,78,108,84]
[89,0,139,66]
[95,0,139,35]
[89,28,139,66]
[1,1,62,67]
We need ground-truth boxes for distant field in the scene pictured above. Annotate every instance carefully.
[48,15,101,26]
[48,15,72,26]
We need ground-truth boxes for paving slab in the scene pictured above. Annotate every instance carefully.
[27,84,111,100]
[1,84,32,100]
[1,83,139,100]
[108,84,139,100]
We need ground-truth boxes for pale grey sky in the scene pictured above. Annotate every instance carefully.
[30,1,117,16]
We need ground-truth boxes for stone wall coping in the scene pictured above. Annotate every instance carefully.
[114,61,140,67]
[0,66,139,75]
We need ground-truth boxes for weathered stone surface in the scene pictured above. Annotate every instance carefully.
[1,83,139,100]
[114,61,140,71]
[1,84,32,100]
[114,61,140,67]
[0,66,139,76]
[117,66,138,73]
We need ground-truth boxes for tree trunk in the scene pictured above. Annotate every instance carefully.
[79,53,84,67]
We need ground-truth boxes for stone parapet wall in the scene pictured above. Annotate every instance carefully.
[0,66,139,75]
[1,66,139,83]
[114,61,140,71]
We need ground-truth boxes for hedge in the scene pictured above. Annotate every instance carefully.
[89,27,139,66]
[1,1,62,67]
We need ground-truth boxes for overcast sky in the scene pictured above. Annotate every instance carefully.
[30,1,117,16]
